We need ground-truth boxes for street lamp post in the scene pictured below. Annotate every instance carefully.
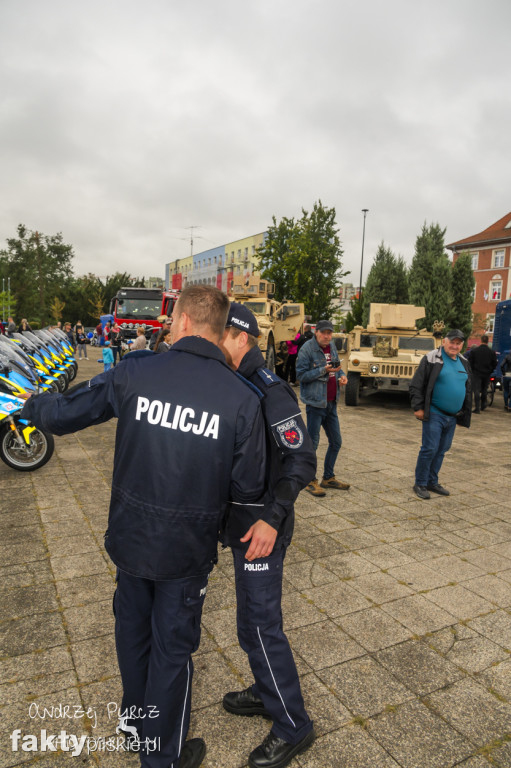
[359,209,369,302]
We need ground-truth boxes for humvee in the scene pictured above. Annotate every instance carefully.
[345,303,443,406]
[230,277,305,371]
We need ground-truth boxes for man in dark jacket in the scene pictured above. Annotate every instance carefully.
[219,303,316,768]
[21,286,267,768]
[409,329,471,500]
[469,335,498,413]
[501,350,511,411]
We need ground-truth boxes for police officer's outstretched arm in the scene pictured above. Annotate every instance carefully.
[20,370,118,435]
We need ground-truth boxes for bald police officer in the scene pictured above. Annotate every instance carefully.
[220,303,316,768]
[21,286,266,768]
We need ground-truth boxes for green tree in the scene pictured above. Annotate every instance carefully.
[344,294,364,332]
[449,252,475,339]
[89,286,106,322]
[49,296,66,325]
[408,222,451,331]
[257,201,345,319]
[59,272,146,327]
[0,225,74,326]
[362,242,409,325]
[0,289,16,322]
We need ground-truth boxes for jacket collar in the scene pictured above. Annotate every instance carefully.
[237,346,265,378]
[313,336,335,355]
[171,335,228,365]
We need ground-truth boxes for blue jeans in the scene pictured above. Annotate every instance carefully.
[305,400,342,480]
[415,410,457,487]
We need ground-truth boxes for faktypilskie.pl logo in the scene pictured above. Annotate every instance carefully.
[9,701,160,755]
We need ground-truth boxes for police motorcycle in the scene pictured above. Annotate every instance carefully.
[20,331,70,392]
[0,345,55,397]
[0,376,55,471]
[34,329,77,383]
[41,327,78,380]
[11,333,66,392]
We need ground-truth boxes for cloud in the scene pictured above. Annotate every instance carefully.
[1,0,510,283]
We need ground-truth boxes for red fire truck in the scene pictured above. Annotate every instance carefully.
[109,287,181,339]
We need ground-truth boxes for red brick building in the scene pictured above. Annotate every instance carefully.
[447,212,511,343]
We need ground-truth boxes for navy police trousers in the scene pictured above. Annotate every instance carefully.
[232,547,313,744]
[113,569,208,768]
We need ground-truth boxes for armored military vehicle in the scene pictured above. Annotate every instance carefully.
[344,303,443,406]
[230,277,305,371]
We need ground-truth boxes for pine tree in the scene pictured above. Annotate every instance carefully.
[362,242,409,325]
[408,222,451,331]
[449,252,475,338]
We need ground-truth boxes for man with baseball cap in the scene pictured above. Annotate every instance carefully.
[409,329,472,499]
[220,302,316,768]
[295,319,350,496]
[149,315,171,350]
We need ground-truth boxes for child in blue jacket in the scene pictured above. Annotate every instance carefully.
[101,340,114,372]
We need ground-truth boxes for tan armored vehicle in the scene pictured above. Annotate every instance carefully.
[345,303,443,406]
[230,277,305,371]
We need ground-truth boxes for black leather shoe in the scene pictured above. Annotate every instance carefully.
[427,484,450,496]
[472,409,480,413]
[178,738,206,768]
[249,730,315,768]
[223,686,270,718]
[413,485,430,500]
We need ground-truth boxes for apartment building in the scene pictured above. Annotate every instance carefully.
[447,212,511,339]
[165,232,266,293]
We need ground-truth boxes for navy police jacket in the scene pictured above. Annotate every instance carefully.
[22,336,266,580]
[222,346,316,550]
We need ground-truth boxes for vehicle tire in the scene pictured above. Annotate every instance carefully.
[68,362,78,381]
[56,374,67,392]
[0,424,55,471]
[265,343,276,372]
[345,372,361,406]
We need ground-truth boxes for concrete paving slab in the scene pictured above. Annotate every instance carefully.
[1,361,511,767]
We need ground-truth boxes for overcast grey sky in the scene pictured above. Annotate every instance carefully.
[1,0,510,285]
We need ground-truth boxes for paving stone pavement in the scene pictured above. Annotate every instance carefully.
[1,357,510,768]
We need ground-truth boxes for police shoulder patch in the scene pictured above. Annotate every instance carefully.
[276,418,304,449]
[256,367,280,387]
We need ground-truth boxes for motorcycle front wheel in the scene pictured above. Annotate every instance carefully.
[0,425,55,471]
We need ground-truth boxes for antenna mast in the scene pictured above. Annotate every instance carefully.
[185,226,200,258]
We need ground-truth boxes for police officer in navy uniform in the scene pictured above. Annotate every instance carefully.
[21,286,267,768]
[220,303,316,768]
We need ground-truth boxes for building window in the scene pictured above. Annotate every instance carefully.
[486,314,495,333]
[493,249,505,268]
[490,280,502,301]
[472,285,476,302]
[237,249,241,259]
[244,247,248,258]
[471,253,479,270]
[252,245,256,255]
